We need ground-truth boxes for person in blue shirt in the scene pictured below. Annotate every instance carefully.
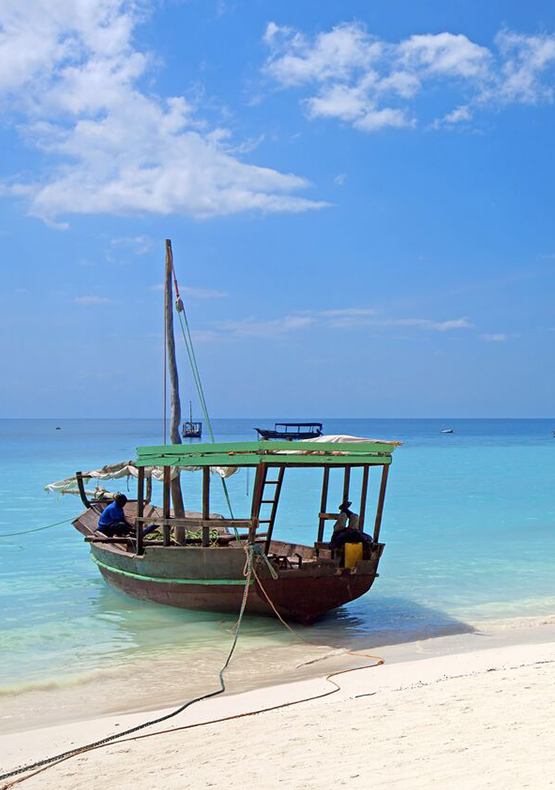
[97,494,134,537]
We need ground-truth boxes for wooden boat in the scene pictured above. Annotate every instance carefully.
[49,240,401,622]
[182,401,202,439]
[69,438,400,623]
[255,422,323,440]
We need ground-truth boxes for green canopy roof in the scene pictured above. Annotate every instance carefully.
[136,438,400,469]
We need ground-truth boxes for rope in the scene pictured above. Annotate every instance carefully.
[171,264,234,521]
[0,517,73,539]
[0,545,256,788]
[1,552,384,790]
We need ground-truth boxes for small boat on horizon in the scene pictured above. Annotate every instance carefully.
[182,401,202,439]
[440,429,455,434]
[255,422,323,441]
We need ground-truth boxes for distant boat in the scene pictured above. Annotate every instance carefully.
[255,422,324,441]
[440,429,454,434]
[182,401,202,439]
[56,426,62,430]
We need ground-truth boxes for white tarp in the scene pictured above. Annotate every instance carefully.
[45,436,399,496]
[45,459,238,496]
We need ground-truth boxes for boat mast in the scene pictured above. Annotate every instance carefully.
[165,239,185,522]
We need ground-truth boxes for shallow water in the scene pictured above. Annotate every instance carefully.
[1,417,555,717]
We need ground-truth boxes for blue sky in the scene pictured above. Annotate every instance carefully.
[1,0,555,418]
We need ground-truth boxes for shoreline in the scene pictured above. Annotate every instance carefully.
[2,627,554,789]
[3,611,555,738]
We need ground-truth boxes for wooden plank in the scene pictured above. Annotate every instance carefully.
[318,512,341,520]
[359,465,369,530]
[162,465,171,546]
[138,439,400,455]
[342,466,351,503]
[318,466,330,542]
[202,466,210,546]
[250,464,266,542]
[373,465,390,543]
[136,452,393,468]
[136,466,145,556]
[135,517,252,529]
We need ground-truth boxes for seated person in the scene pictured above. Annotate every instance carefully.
[97,494,134,537]
[330,500,372,550]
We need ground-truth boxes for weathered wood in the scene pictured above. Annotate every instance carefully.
[373,465,390,543]
[359,465,369,530]
[75,472,91,508]
[145,474,152,504]
[342,466,351,504]
[136,466,145,555]
[318,512,341,520]
[165,239,185,533]
[318,466,330,542]
[250,464,267,542]
[135,517,252,529]
[136,452,392,468]
[202,467,210,546]
[138,439,400,455]
[162,465,171,546]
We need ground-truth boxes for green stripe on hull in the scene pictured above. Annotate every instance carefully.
[91,555,248,586]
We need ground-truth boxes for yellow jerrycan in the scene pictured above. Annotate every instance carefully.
[344,542,363,569]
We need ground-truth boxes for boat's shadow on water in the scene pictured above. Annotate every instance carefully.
[91,583,475,658]
[307,596,476,651]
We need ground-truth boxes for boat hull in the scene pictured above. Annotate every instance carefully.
[89,543,379,623]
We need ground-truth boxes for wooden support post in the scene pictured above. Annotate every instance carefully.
[342,466,351,504]
[202,466,210,547]
[162,466,171,546]
[318,466,330,542]
[373,465,390,543]
[136,466,145,555]
[359,465,369,530]
[250,463,266,543]
[145,474,152,505]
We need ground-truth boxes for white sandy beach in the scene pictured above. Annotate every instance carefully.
[2,620,555,790]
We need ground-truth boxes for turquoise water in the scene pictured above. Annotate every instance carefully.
[2,418,555,696]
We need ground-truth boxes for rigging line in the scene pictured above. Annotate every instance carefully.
[0,517,74,539]
[169,258,234,519]
[175,309,235,521]
[0,546,256,788]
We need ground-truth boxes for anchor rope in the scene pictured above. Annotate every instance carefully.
[0,517,73,539]
[0,545,256,788]
[0,551,385,790]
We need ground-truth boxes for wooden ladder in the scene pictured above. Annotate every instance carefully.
[257,467,285,554]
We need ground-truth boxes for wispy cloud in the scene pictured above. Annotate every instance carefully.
[150,284,228,299]
[263,22,555,132]
[481,332,508,342]
[0,1,326,224]
[74,295,115,305]
[196,307,473,340]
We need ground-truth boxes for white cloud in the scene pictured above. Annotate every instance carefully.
[263,22,555,133]
[184,286,228,299]
[0,1,326,223]
[74,295,115,305]
[441,105,473,126]
[150,284,228,299]
[481,332,507,342]
[198,307,473,340]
